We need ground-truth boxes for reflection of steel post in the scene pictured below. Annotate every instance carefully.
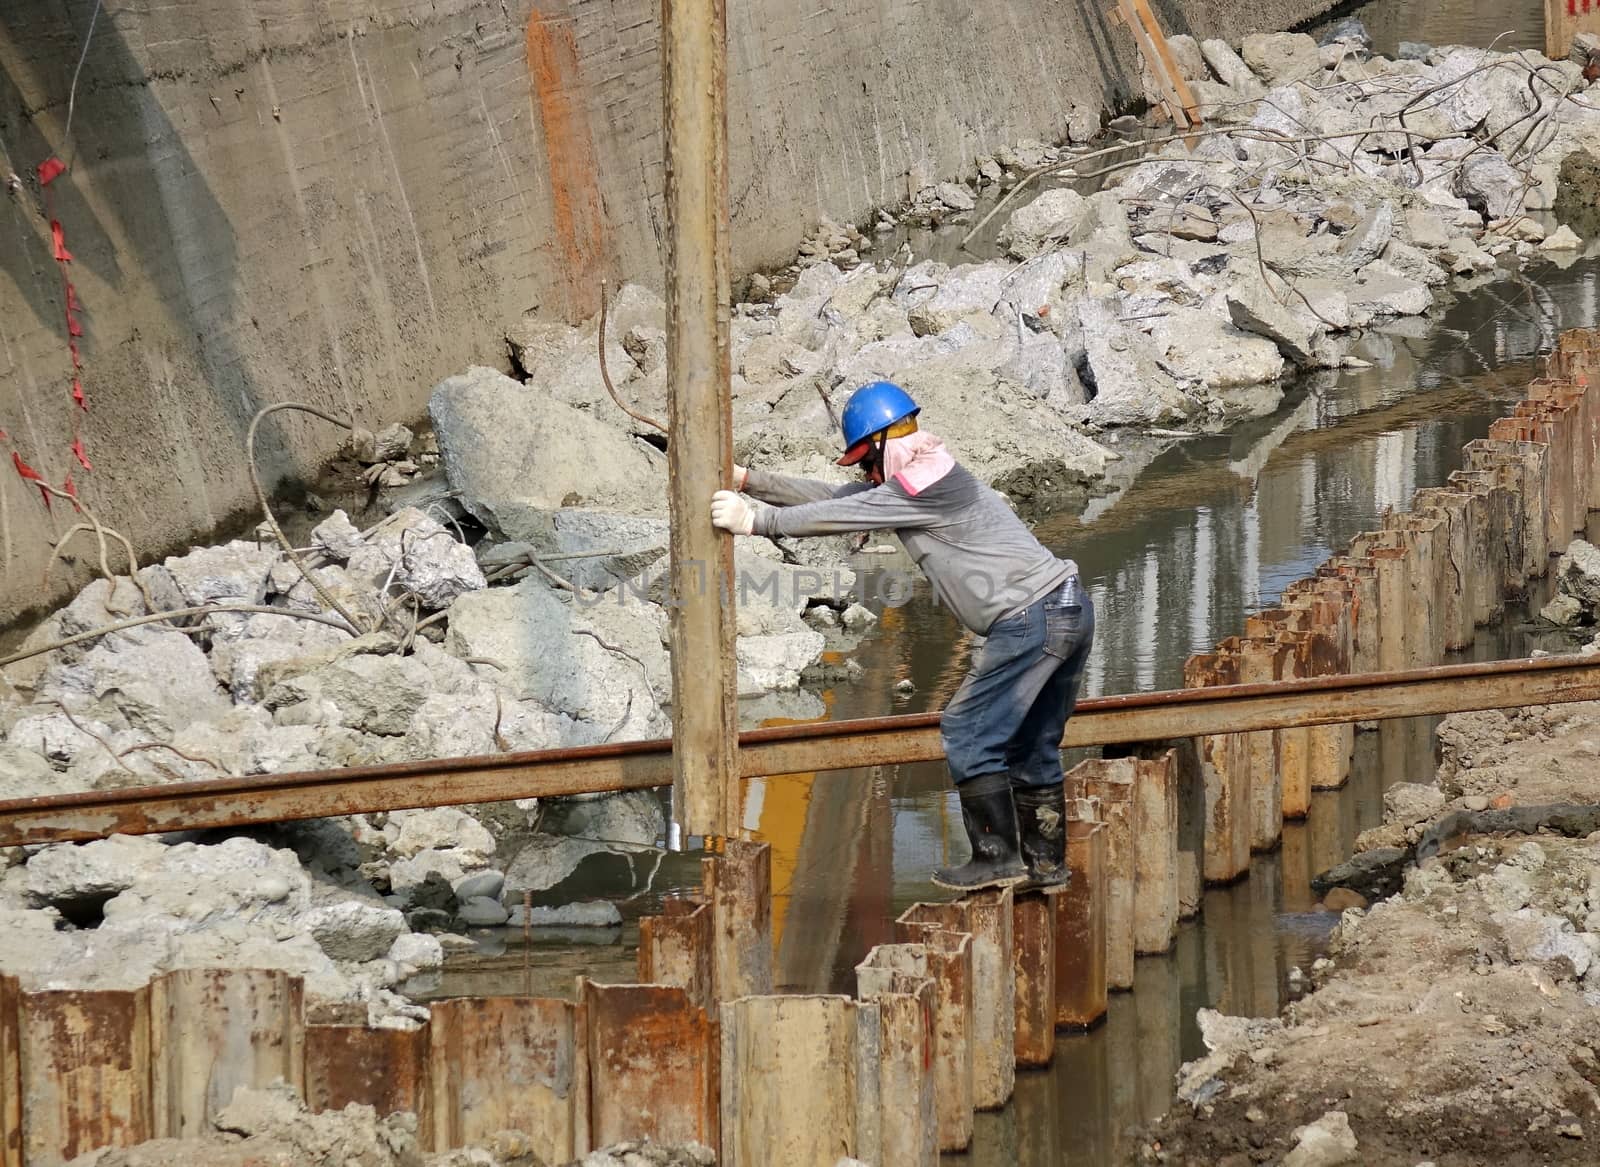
[663,0,738,838]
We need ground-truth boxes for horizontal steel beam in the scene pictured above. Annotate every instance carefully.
[3,654,1598,846]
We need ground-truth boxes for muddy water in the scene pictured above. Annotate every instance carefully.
[1311,0,1547,57]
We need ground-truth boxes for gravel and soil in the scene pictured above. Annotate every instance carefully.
[1143,695,1600,1166]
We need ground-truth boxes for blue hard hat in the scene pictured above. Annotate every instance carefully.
[837,381,920,465]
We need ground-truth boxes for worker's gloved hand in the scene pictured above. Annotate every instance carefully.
[711,489,757,536]
[732,463,749,490]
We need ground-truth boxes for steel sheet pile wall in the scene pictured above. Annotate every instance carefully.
[1183,328,1600,887]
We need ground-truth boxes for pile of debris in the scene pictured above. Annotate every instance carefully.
[660,29,1600,469]
[1147,698,1600,1164]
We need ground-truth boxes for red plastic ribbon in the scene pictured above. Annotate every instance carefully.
[70,437,92,471]
[65,309,82,338]
[61,473,80,510]
[71,379,86,411]
[12,452,51,509]
[50,221,73,263]
[69,341,82,370]
[36,157,65,186]
[66,283,81,313]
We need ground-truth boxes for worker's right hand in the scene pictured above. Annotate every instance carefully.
[732,463,749,491]
[711,490,756,536]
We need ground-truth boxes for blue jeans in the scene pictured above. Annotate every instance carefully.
[941,576,1095,789]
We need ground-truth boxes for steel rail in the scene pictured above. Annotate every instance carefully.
[3,652,1598,846]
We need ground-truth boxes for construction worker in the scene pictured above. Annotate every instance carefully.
[710,381,1094,892]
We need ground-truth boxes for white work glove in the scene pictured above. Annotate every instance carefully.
[711,489,756,536]
[732,463,749,490]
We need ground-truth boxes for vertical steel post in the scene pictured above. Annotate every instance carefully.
[662,0,739,838]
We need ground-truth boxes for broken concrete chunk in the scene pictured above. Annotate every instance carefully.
[348,507,485,610]
[541,789,666,850]
[1455,152,1526,221]
[429,365,667,527]
[0,743,72,800]
[310,509,365,561]
[1542,224,1583,252]
[1348,262,1433,319]
[1552,540,1600,615]
[1404,206,1452,250]
[388,807,496,862]
[1383,782,1446,828]
[38,630,231,739]
[506,900,623,928]
[998,189,1088,260]
[304,900,406,963]
[163,541,278,608]
[1226,281,1321,366]
[209,613,352,704]
[457,896,510,927]
[1283,1110,1359,1167]
[1241,32,1320,85]
[1335,203,1395,269]
[906,263,1012,335]
[267,651,434,737]
[1200,39,1265,95]
[1077,297,1196,427]
[349,423,413,465]
[25,834,168,913]
[444,576,669,738]
[934,182,976,212]
[1149,307,1286,389]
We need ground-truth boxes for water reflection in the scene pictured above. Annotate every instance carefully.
[1311,0,1545,57]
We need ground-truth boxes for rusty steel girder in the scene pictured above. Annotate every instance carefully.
[3,654,1600,847]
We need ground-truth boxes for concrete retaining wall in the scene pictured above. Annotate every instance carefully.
[0,0,1339,623]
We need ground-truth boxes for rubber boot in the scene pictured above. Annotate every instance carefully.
[930,773,1028,892]
[1014,782,1069,890]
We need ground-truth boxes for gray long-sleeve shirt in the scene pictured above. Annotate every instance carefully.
[744,466,1075,634]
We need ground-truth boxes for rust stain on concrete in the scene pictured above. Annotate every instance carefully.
[527,7,610,321]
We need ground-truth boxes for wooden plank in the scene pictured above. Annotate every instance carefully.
[1127,0,1203,124]
[664,0,740,838]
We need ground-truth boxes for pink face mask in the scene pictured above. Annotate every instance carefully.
[881,430,956,495]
